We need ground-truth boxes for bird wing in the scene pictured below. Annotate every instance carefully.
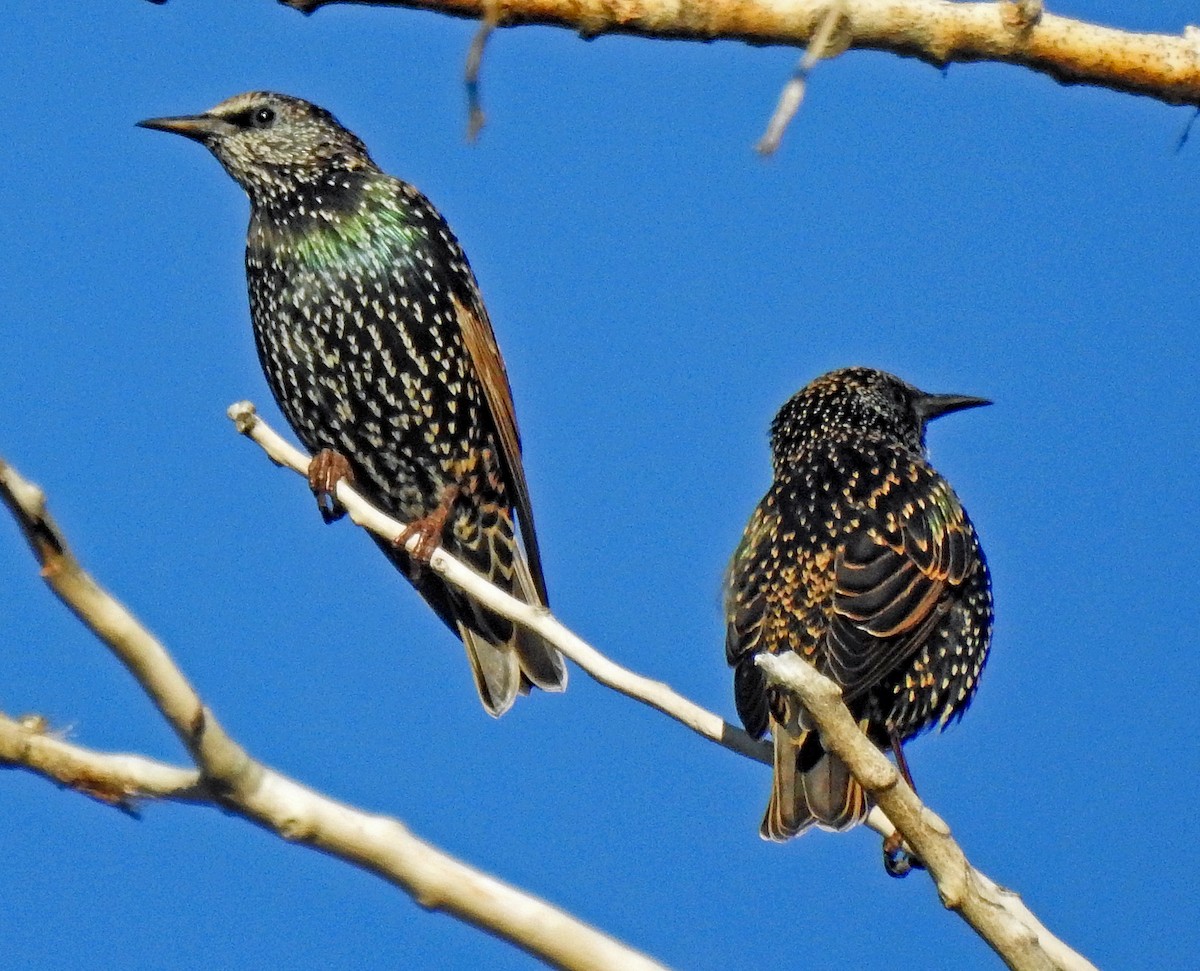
[723,498,781,738]
[452,294,548,604]
[825,454,973,702]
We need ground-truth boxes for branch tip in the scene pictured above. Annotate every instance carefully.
[227,400,259,434]
[465,2,501,143]
[756,3,846,156]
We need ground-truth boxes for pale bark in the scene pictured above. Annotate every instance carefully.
[226,401,771,767]
[276,0,1200,107]
[221,405,1096,970]
[756,653,1097,971]
[1,428,1097,970]
[0,455,667,971]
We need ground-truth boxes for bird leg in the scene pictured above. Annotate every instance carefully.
[881,729,925,877]
[889,728,917,792]
[308,449,355,524]
[394,484,461,565]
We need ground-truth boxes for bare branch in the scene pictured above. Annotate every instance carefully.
[0,712,207,808]
[756,652,1097,971]
[0,454,669,971]
[226,400,771,766]
[274,0,1200,108]
[222,403,1110,969]
[222,403,1099,968]
[2,422,1094,969]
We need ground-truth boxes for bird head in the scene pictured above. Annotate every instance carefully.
[772,367,990,458]
[138,91,377,200]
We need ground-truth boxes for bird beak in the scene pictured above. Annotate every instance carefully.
[137,113,232,143]
[914,392,992,423]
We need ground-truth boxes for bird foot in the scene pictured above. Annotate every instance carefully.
[394,485,460,566]
[309,449,354,523]
[882,831,925,879]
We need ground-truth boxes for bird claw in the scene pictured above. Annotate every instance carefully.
[394,518,443,565]
[308,449,354,524]
[393,484,460,570]
[882,832,925,878]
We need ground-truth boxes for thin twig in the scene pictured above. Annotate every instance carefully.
[1176,105,1200,150]
[0,711,208,809]
[465,0,501,141]
[757,2,846,155]
[226,401,771,766]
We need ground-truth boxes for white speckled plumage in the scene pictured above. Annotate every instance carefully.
[141,91,566,716]
[725,367,992,840]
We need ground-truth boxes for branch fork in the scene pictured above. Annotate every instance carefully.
[2,414,1098,970]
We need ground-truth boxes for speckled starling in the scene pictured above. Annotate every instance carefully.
[139,92,566,716]
[724,367,992,841]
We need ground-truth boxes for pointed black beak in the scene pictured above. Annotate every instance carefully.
[914,392,992,424]
[137,113,231,143]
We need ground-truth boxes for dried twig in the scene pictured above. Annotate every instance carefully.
[0,711,206,809]
[757,1,847,155]
[465,0,501,141]
[275,0,1200,109]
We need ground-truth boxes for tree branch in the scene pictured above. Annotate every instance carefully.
[225,400,770,766]
[0,454,668,971]
[275,0,1200,108]
[755,652,1097,971]
[2,414,1098,969]
[0,711,207,809]
[221,402,1098,970]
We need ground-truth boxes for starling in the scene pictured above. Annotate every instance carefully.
[724,367,992,841]
[139,92,565,716]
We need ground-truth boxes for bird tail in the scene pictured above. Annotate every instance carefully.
[509,549,569,692]
[456,548,566,717]
[375,532,566,717]
[761,727,869,841]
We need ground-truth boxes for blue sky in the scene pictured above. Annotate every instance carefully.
[2,2,1197,968]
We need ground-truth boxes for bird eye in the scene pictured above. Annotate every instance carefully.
[252,106,277,129]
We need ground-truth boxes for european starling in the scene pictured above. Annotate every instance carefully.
[139,92,566,716]
[724,367,992,841]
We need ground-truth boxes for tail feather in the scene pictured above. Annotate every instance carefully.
[374,518,566,716]
[761,727,869,841]
[460,625,523,717]
[508,550,567,692]
[449,559,565,715]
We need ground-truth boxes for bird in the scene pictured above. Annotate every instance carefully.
[138,91,566,716]
[724,367,992,844]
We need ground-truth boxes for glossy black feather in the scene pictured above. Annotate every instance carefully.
[142,91,566,715]
[724,367,993,840]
